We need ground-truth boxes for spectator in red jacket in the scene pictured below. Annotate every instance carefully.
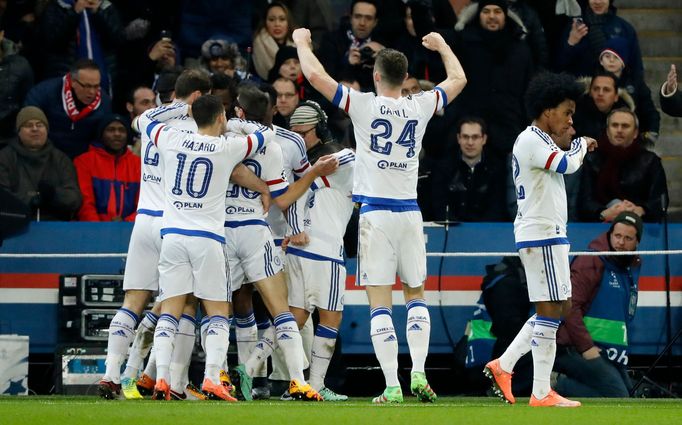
[74,114,140,221]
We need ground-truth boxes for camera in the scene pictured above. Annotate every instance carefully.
[160,30,172,41]
[359,45,375,65]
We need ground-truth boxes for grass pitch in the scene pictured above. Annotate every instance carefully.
[1,397,680,425]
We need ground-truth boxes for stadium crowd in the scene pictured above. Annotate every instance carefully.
[0,0,675,225]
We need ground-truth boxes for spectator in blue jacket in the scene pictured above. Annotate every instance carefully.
[24,59,112,159]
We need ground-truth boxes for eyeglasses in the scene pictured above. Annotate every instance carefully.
[291,127,315,137]
[73,78,101,90]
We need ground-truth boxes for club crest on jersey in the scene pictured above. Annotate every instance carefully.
[377,160,407,170]
[142,173,161,183]
[173,201,203,210]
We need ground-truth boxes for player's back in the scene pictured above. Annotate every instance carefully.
[512,126,569,244]
[137,104,198,214]
[333,86,445,204]
[225,141,287,222]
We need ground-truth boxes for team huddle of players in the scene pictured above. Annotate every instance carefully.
[96,26,590,407]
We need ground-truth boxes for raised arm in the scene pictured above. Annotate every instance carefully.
[132,102,189,136]
[421,32,467,104]
[272,155,339,210]
[293,28,340,102]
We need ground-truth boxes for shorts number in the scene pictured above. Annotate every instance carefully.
[171,153,213,198]
[369,119,417,158]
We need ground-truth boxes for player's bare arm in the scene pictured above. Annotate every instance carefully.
[294,28,339,102]
[421,32,467,104]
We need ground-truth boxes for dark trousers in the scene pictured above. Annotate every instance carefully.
[554,347,631,397]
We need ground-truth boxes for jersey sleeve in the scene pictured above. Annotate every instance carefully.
[135,103,189,149]
[311,148,355,193]
[226,126,274,161]
[264,144,289,199]
[524,131,587,175]
[330,83,373,120]
[414,89,447,117]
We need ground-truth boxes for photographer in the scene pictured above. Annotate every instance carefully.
[554,212,643,397]
[317,0,386,91]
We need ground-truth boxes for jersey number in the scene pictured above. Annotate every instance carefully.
[143,141,159,166]
[226,159,262,199]
[171,153,213,198]
[369,119,417,158]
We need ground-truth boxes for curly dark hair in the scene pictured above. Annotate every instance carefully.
[524,72,583,120]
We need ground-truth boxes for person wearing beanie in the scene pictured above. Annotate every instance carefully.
[200,38,242,79]
[598,37,660,144]
[0,106,82,220]
[289,101,333,156]
[555,210,643,397]
[448,0,534,159]
[73,114,140,222]
[267,46,302,83]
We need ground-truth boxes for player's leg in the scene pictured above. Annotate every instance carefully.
[169,297,202,399]
[121,301,161,399]
[255,272,322,401]
[403,285,437,403]
[151,294,187,400]
[200,299,236,401]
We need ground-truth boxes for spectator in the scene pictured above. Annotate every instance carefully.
[25,59,112,159]
[155,69,181,105]
[272,77,300,129]
[200,38,242,79]
[449,0,534,159]
[0,19,34,141]
[267,45,303,85]
[125,86,155,154]
[555,0,643,79]
[573,70,632,140]
[578,108,668,223]
[289,100,334,155]
[555,211,643,397]
[74,114,140,222]
[317,0,385,92]
[428,116,508,222]
[507,0,549,69]
[659,64,682,118]
[252,1,296,81]
[39,0,123,92]
[0,106,82,221]
[598,38,659,144]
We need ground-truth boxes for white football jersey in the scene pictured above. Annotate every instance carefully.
[266,125,311,240]
[137,106,271,242]
[137,103,198,216]
[288,149,355,263]
[332,84,446,205]
[224,141,288,222]
[512,125,587,248]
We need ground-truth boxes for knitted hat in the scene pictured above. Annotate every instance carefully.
[289,102,327,127]
[600,37,631,69]
[16,106,49,132]
[610,211,643,241]
[478,0,508,14]
[98,114,130,140]
[267,46,299,82]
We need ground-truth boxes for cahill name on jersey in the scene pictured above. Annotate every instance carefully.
[512,125,588,249]
[332,84,446,205]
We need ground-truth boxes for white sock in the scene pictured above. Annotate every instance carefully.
[153,314,178,383]
[104,308,138,383]
[406,299,430,374]
[170,314,196,393]
[204,315,231,383]
[309,325,338,391]
[370,307,399,387]
[253,320,271,378]
[246,324,275,377]
[300,316,314,370]
[273,312,306,383]
[200,316,210,354]
[499,314,536,373]
[235,312,258,365]
[123,311,157,380]
[143,347,157,380]
[531,316,560,399]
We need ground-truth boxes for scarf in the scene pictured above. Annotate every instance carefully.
[63,0,110,94]
[594,134,642,205]
[62,73,102,123]
[585,8,610,64]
